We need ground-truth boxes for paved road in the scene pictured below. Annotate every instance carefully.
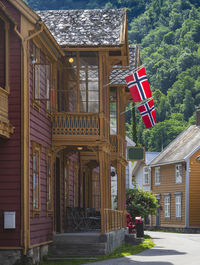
[84,231,200,265]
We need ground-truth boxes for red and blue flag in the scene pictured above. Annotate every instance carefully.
[138,99,156,128]
[125,67,152,103]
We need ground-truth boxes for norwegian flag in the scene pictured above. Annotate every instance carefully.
[125,67,152,103]
[138,99,156,128]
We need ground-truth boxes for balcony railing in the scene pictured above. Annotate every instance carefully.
[52,112,110,144]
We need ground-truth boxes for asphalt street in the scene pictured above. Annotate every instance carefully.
[84,231,200,265]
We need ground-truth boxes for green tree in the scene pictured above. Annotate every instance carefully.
[126,188,159,219]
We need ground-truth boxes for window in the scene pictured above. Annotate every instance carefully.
[0,18,9,91]
[64,51,99,113]
[32,142,41,212]
[143,166,150,185]
[155,167,161,185]
[164,195,170,218]
[32,43,40,101]
[175,164,182,184]
[46,64,51,111]
[110,87,117,135]
[175,194,182,218]
[46,149,53,212]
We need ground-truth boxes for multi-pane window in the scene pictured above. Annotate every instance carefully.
[32,43,40,101]
[164,195,170,218]
[32,142,41,211]
[175,164,182,184]
[143,166,150,185]
[46,151,53,212]
[0,18,6,89]
[155,167,161,185]
[64,51,99,113]
[175,194,182,218]
[46,64,51,111]
[110,87,117,135]
[79,52,99,113]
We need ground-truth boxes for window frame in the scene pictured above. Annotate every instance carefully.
[175,164,182,184]
[46,148,53,214]
[143,166,150,185]
[32,141,42,215]
[155,167,161,185]
[175,193,182,218]
[0,16,9,92]
[164,194,170,218]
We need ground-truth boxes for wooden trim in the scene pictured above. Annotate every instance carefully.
[31,141,42,214]
[46,148,54,213]
[30,240,53,249]
[10,0,40,24]
[0,247,23,250]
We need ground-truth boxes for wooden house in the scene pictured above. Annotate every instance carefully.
[0,1,140,264]
[150,112,200,230]
[132,152,160,191]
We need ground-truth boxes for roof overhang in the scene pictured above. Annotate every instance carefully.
[150,159,185,167]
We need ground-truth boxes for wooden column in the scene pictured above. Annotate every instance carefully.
[99,149,105,233]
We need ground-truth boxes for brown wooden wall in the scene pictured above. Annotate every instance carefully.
[189,148,200,227]
[152,163,186,227]
[0,0,21,247]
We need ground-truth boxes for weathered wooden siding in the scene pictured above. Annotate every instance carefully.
[152,163,186,227]
[189,148,200,227]
[0,1,21,247]
[29,41,53,246]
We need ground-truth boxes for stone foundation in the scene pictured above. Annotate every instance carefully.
[0,245,48,265]
[104,228,128,254]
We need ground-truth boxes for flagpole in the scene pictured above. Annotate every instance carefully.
[120,96,154,115]
[103,64,146,88]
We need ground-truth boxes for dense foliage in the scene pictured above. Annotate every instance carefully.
[126,188,159,219]
[25,0,200,151]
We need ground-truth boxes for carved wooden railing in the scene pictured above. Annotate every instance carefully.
[101,208,125,233]
[53,112,100,136]
[0,88,14,138]
[52,112,110,143]
[110,135,127,160]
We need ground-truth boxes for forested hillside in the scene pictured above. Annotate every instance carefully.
[25,0,200,151]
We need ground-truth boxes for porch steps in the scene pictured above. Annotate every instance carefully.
[48,233,108,258]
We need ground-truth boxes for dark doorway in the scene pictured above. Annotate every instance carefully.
[156,198,161,226]
[55,157,61,232]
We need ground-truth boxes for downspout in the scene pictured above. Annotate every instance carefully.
[185,158,190,228]
[14,22,44,255]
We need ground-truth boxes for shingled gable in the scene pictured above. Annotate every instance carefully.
[36,9,126,46]
[150,125,200,167]
[110,46,139,85]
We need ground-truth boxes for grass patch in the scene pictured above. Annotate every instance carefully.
[39,235,154,265]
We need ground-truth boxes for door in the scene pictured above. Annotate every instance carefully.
[156,198,160,226]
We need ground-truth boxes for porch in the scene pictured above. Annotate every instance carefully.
[48,229,128,258]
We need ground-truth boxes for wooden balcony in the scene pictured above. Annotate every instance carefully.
[52,112,110,147]
[0,88,14,138]
[110,135,126,161]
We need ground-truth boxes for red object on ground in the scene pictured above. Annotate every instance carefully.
[126,213,136,233]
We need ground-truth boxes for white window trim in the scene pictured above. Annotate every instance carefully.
[164,194,170,218]
[155,167,161,185]
[143,166,150,185]
[175,164,182,184]
[175,193,182,218]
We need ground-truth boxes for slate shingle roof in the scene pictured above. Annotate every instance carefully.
[110,46,138,85]
[150,125,200,166]
[37,9,126,46]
